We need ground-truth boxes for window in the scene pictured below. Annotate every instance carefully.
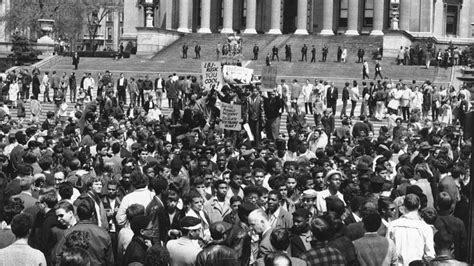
[363,0,374,27]
[119,12,123,23]
[219,0,224,27]
[107,12,113,22]
[107,27,112,40]
[339,0,348,28]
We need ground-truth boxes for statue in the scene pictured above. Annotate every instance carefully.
[390,0,400,30]
[227,33,243,57]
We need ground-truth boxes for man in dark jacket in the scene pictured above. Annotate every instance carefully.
[69,72,77,103]
[326,82,338,114]
[123,215,153,265]
[263,90,283,140]
[340,82,350,118]
[196,221,239,266]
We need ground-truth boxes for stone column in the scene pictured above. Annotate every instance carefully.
[399,0,410,31]
[432,0,444,36]
[268,0,282,34]
[345,0,359,35]
[320,0,334,35]
[459,0,471,38]
[177,0,190,33]
[371,0,384,35]
[198,0,212,33]
[244,0,257,34]
[221,0,234,33]
[295,0,308,34]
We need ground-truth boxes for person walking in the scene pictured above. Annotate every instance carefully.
[374,60,383,80]
[69,72,77,103]
[272,46,279,61]
[310,45,316,63]
[362,60,370,80]
[341,82,350,118]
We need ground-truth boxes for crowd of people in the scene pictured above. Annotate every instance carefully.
[0,48,471,266]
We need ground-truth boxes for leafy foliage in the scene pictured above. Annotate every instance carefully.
[8,33,40,65]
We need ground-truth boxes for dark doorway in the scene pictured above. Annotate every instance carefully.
[446,5,458,36]
[283,0,297,34]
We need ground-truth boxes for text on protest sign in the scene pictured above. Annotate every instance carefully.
[261,66,278,92]
[201,61,223,91]
[220,102,242,131]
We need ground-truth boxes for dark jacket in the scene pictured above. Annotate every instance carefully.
[327,86,338,104]
[342,86,350,101]
[264,96,283,120]
[122,235,147,266]
[226,222,252,266]
[195,242,239,266]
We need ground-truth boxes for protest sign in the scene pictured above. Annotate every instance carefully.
[220,102,242,131]
[222,65,254,84]
[201,61,223,91]
[261,66,278,92]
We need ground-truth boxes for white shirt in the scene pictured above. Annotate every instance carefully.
[116,187,154,226]
[315,189,346,213]
[350,86,360,101]
[386,211,435,266]
[119,77,124,86]
[269,207,281,228]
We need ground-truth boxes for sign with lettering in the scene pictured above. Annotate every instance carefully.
[222,65,254,84]
[261,66,278,92]
[201,61,223,91]
[220,103,242,131]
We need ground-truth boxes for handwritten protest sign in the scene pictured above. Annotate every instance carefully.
[222,65,254,84]
[220,103,242,131]
[261,66,278,92]
[201,61,223,91]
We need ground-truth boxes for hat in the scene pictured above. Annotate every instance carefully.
[242,149,256,157]
[419,142,432,151]
[377,144,389,152]
[209,221,233,240]
[179,216,202,230]
[130,143,142,150]
[130,214,152,234]
[325,170,343,181]
[16,164,33,176]
[302,189,318,199]
[293,208,311,219]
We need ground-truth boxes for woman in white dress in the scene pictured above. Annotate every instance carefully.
[9,79,19,108]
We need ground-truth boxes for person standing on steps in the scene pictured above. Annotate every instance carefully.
[266,53,271,66]
[216,42,222,61]
[301,44,308,62]
[337,46,342,62]
[194,42,201,59]
[253,44,259,60]
[350,80,360,118]
[42,71,51,103]
[69,72,77,103]
[341,82,350,118]
[374,60,383,80]
[182,43,188,59]
[310,45,316,63]
[72,52,80,70]
[272,46,279,61]
[322,45,328,62]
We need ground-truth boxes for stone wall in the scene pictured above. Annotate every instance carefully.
[136,27,183,56]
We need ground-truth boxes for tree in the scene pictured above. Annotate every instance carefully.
[0,0,120,51]
[8,33,39,65]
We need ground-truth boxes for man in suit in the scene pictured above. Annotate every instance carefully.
[353,213,397,266]
[272,46,279,61]
[263,90,284,140]
[72,52,80,70]
[266,190,293,230]
[247,87,265,145]
[326,82,338,114]
[11,165,38,218]
[253,44,259,60]
[194,42,201,59]
[116,73,128,105]
[248,208,275,258]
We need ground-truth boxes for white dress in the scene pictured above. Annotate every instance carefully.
[9,83,19,102]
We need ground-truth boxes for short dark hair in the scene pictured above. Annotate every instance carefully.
[11,213,33,238]
[76,197,95,220]
[150,177,168,195]
[269,228,290,251]
[404,194,420,211]
[60,247,91,266]
[58,181,74,200]
[125,204,145,222]
[39,187,58,208]
[3,198,24,225]
[213,179,227,190]
[362,213,382,232]
[65,230,90,250]
[434,230,454,251]
[130,170,148,189]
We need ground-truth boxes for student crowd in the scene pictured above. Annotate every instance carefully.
[0,64,471,266]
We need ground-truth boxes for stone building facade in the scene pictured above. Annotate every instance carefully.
[123,0,474,40]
